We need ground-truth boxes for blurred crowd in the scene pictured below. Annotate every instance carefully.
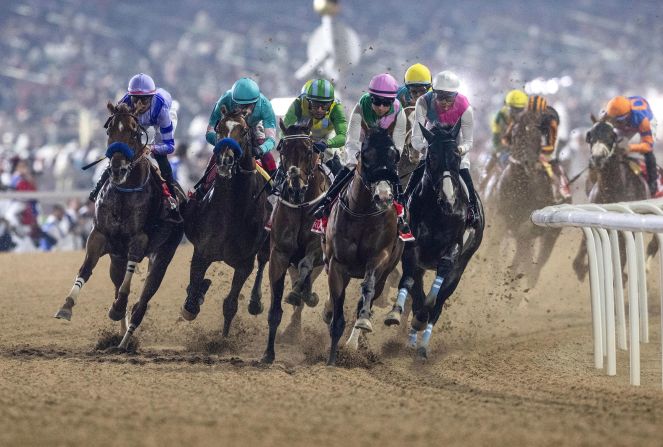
[1,0,661,252]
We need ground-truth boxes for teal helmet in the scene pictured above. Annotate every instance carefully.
[305,79,335,102]
[231,77,260,104]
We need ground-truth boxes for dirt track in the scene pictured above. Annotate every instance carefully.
[2,231,663,447]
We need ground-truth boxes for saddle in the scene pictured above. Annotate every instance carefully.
[628,157,663,197]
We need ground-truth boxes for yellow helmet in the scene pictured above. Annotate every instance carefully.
[404,63,432,86]
[505,89,528,108]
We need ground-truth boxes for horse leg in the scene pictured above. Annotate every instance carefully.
[181,249,213,321]
[531,228,561,288]
[108,233,148,322]
[573,236,588,281]
[222,260,254,337]
[54,228,107,320]
[328,258,350,366]
[286,256,312,307]
[248,238,269,315]
[109,255,128,331]
[410,266,429,332]
[385,246,417,326]
[354,264,381,334]
[262,250,290,364]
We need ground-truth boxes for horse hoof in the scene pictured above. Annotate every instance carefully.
[285,290,302,307]
[384,306,402,326]
[180,305,198,321]
[411,315,427,332]
[54,307,72,321]
[248,300,263,316]
[108,306,125,322]
[354,318,373,333]
[303,292,319,308]
[261,351,275,364]
[416,346,428,360]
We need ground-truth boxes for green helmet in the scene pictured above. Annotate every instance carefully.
[305,79,335,102]
[231,77,260,104]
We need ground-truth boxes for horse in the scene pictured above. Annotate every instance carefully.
[572,118,652,279]
[180,108,270,337]
[260,120,330,363]
[384,122,484,359]
[488,108,562,288]
[323,127,404,365]
[54,102,184,350]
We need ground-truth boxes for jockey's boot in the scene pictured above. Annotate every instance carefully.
[312,165,353,219]
[394,183,415,242]
[550,161,572,204]
[460,168,480,228]
[160,181,183,224]
[645,151,659,197]
[89,167,111,202]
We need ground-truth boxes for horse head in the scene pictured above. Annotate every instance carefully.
[278,118,314,204]
[419,120,462,210]
[360,127,400,210]
[214,107,251,178]
[586,119,618,169]
[105,102,146,151]
[510,109,543,169]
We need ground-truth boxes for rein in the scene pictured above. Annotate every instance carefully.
[112,159,152,193]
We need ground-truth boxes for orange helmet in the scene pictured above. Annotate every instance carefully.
[605,96,631,118]
[528,95,548,113]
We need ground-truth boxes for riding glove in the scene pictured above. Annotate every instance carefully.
[312,140,328,154]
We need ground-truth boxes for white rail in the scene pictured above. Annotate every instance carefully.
[531,198,663,387]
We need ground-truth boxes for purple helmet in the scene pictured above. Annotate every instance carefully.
[368,73,399,99]
[127,73,156,96]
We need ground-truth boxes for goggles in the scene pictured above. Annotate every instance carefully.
[370,94,394,107]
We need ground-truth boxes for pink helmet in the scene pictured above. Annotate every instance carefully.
[368,73,399,99]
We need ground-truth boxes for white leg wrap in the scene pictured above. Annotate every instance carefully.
[119,261,137,295]
[407,328,418,348]
[346,327,360,350]
[68,277,86,304]
[420,323,434,348]
[395,287,408,308]
[429,276,444,299]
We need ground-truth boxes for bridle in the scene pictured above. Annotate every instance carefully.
[104,111,149,152]
[276,133,324,207]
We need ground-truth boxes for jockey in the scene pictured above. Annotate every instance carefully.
[311,73,412,240]
[283,78,348,175]
[527,95,571,203]
[396,63,433,108]
[205,77,277,172]
[602,95,659,196]
[480,89,528,189]
[409,70,480,227]
[89,73,181,222]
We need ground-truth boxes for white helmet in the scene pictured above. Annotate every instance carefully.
[432,71,460,93]
[127,73,156,95]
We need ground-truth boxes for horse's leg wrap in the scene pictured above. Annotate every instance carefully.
[67,277,86,305]
[407,327,418,348]
[420,323,434,348]
[118,261,137,297]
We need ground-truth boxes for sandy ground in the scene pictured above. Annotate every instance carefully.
[1,230,663,447]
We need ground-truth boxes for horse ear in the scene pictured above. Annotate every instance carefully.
[419,123,435,143]
[302,118,312,133]
[107,101,115,114]
[585,130,591,144]
[590,113,598,124]
[220,104,228,116]
[279,118,287,133]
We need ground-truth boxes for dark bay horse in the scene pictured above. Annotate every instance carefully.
[261,120,330,363]
[489,109,561,287]
[572,119,651,279]
[384,122,484,358]
[54,102,184,350]
[323,128,404,365]
[180,109,270,337]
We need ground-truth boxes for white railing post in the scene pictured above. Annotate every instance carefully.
[597,228,616,376]
[623,231,641,386]
[582,227,604,369]
[608,229,628,351]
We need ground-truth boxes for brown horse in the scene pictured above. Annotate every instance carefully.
[54,102,184,350]
[323,127,404,365]
[490,109,562,287]
[572,119,650,279]
[261,120,330,363]
[180,109,270,336]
